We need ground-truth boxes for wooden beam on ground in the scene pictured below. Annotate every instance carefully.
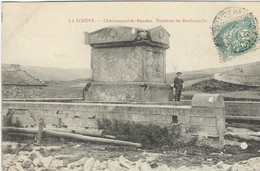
[226,132,260,142]
[2,127,141,147]
[227,127,260,137]
[8,133,36,139]
[43,130,142,147]
[226,122,260,132]
[37,118,44,145]
[2,127,38,134]
[45,128,104,137]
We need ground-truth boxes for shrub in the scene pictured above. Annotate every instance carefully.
[97,119,196,149]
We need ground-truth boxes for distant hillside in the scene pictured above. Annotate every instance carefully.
[166,65,236,83]
[181,61,260,101]
[19,65,92,81]
[212,61,260,86]
[166,71,211,83]
[224,61,260,76]
[166,61,260,85]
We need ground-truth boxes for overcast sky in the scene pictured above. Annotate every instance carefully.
[2,2,260,72]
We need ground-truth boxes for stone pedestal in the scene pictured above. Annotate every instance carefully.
[83,82,172,102]
[190,94,225,149]
[83,26,173,102]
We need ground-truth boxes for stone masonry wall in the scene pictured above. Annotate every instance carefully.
[2,101,190,129]
[3,97,260,148]
[2,85,47,99]
[2,95,225,138]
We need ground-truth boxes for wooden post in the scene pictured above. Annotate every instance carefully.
[57,118,65,141]
[58,118,62,128]
[37,118,44,145]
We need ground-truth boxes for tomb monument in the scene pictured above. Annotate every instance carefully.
[83,26,172,102]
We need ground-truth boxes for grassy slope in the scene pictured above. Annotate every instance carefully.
[183,79,260,101]
[46,79,90,98]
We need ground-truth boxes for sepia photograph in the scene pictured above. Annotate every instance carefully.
[1,2,260,171]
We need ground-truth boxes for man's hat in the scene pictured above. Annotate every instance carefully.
[176,72,182,75]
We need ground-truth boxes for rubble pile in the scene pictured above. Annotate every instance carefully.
[2,143,64,171]
[2,142,260,171]
[62,156,260,171]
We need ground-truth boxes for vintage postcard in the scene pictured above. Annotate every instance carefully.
[1,2,260,171]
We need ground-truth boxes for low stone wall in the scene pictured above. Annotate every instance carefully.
[2,85,47,99]
[2,101,190,129]
[3,95,260,149]
[2,94,225,142]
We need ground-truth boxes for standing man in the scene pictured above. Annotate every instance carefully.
[174,72,184,101]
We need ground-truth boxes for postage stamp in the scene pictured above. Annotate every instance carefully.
[212,7,259,62]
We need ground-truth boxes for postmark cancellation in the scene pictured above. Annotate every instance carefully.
[212,7,260,62]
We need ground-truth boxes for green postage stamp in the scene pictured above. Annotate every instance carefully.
[212,7,259,62]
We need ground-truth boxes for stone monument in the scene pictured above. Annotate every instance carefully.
[83,26,173,102]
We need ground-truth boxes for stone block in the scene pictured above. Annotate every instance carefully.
[141,107,154,115]
[189,116,217,127]
[83,157,95,171]
[11,113,36,127]
[91,47,143,82]
[41,156,53,167]
[153,107,162,114]
[190,94,226,147]
[21,159,33,168]
[77,105,103,113]
[191,107,225,117]
[195,126,218,137]
[216,117,226,135]
[132,114,172,124]
[30,109,48,117]
[102,113,132,121]
[125,106,142,114]
[132,114,151,123]
[50,159,63,168]
[62,118,97,128]
[143,46,165,82]
[56,104,75,111]
[191,94,225,108]
[174,107,191,116]
[91,46,167,83]
[95,113,105,119]
[149,26,170,45]
[35,116,58,127]
[91,45,167,83]
[72,111,98,119]
[86,26,138,44]
[160,108,174,115]
[86,26,170,45]
[178,115,190,124]
[28,150,43,161]
[102,106,126,114]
